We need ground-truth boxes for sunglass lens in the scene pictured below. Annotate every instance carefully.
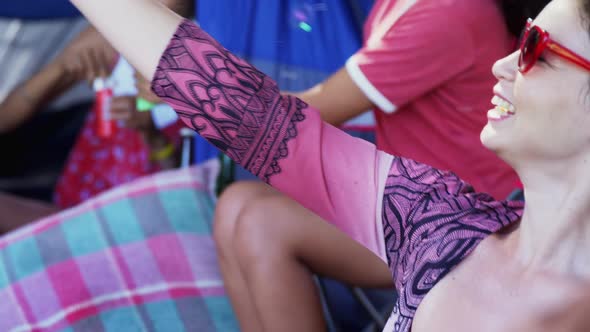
[519,28,540,72]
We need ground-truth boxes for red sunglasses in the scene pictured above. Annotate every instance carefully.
[519,18,590,73]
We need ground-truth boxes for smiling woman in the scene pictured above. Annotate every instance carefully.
[481,0,590,169]
[68,0,590,331]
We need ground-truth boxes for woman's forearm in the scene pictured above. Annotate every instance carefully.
[69,0,182,81]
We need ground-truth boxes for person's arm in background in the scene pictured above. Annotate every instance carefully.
[289,68,374,126]
[0,58,74,133]
[0,25,117,133]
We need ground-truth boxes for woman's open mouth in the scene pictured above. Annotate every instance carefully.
[487,95,516,121]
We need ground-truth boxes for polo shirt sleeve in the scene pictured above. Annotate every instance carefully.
[346,4,475,113]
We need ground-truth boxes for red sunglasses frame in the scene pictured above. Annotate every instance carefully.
[519,18,590,73]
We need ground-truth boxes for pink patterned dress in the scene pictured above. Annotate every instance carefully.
[151,20,524,332]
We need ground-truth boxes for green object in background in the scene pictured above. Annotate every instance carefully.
[136,97,156,112]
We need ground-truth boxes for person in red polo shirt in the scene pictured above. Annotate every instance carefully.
[347,0,518,198]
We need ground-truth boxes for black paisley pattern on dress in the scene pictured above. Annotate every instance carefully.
[151,20,306,182]
[382,157,523,331]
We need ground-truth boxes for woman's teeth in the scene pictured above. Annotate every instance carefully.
[488,95,516,120]
[491,95,515,114]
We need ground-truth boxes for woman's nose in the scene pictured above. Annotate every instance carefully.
[492,51,519,82]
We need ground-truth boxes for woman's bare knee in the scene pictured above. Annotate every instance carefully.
[232,195,302,268]
[213,181,275,245]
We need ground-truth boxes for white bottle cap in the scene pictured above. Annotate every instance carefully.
[93,77,107,91]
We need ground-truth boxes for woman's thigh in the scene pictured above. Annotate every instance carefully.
[234,193,393,288]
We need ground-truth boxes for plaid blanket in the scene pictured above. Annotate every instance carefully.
[0,161,239,332]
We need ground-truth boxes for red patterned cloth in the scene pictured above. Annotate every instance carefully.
[54,110,154,208]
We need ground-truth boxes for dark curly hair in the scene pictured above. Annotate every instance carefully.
[500,0,552,37]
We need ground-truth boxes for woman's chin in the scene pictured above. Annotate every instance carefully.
[480,124,505,153]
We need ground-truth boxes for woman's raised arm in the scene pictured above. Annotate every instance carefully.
[68,2,392,258]
[70,0,181,80]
